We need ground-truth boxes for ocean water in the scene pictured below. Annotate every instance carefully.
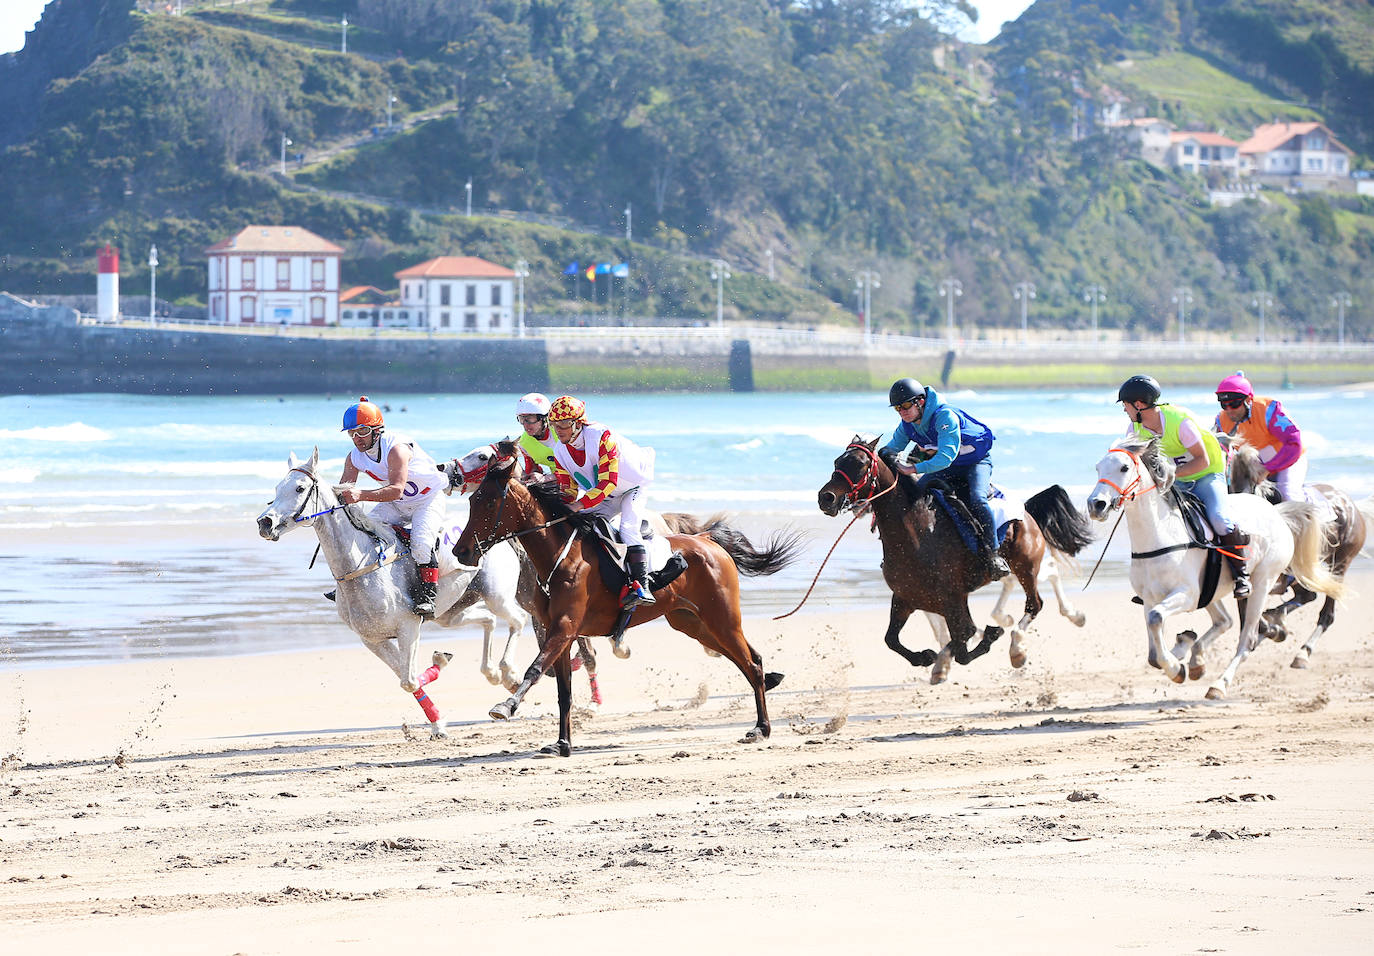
[3,386,1371,668]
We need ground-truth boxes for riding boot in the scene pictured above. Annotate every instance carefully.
[1219,529,1251,599]
[985,541,1011,579]
[620,545,656,609]
[413,562,440,619]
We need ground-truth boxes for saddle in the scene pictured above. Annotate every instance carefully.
[903,474,1010,556]
[576,513,687,595]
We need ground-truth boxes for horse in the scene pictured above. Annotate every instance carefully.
[256,448,530,737]
[1226,439,1373,669]
[816,436,1095,675]
[1086,435,1344,699]
[450,439,805,757]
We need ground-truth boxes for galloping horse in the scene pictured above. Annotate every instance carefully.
[257,449,530,737]
[1086,435,1343,699]
[1227,439,1372,668]
[816,436,1094,675]
[451,439,804,757]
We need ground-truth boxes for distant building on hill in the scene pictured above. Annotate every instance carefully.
[394,256,515,332]
[1167,130,1240,177]
[1239,122,1354,188]
[1110,117,1172,166]
[205,226,343,326]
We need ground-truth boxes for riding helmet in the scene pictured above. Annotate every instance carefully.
[341,396,384,431]
[516,392,552,417]
[1117,375,1161,406]
[1214,370,1253,399]
[888,378,925,407]
[548,395,587,423]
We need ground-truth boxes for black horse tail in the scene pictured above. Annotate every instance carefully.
[1024,484,1094,557]
[706,523,807,577]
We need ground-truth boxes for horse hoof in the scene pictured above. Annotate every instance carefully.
[1009,648,1027,669]
[1070,612,1087,628]
[401,680,419,694]
[1290,655,1309,670]
[430,726,448,740]
[489,700,515,721]
[1204,686,1225,700]
[482,671,502,686]
[612,642,631,660]
[764,671,784,691]
[1188,664,1206,682]
[739,726,765,744]
[929,668,949,685]
[433,651,453,669]
[1168,668,1186,685]
[538,740,572,757]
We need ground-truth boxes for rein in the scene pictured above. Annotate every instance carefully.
[285,466,398,583]
[775,442,899,621]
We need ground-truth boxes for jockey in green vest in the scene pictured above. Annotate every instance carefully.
[514,393,559,484]
[1118,374,1250,598]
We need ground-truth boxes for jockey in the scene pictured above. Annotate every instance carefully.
[514,392,560,484]
[878,377,1009,579]
[1118,374,1250,599]
[546,394,658,609]
[338,396,448,619]
[1212,370,1307,502]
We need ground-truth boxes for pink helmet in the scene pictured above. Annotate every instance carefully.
[1215,371,1253,398]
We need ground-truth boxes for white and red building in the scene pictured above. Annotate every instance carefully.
[1166,130,1241,177]
[394,256,514,332]
[1239,122,1354,186]
[205,226,343,326]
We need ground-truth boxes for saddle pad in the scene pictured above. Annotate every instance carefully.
[585,514,672,573]
[928,486,1016,555]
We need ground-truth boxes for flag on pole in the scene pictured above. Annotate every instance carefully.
[611,262,629,278]
[562,261,579,275]
[584,264,596,281]
[595,262,612,275]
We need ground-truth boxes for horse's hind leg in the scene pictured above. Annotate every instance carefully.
[576,637,603,705]
[1292,593,1336,669]
[1044,556,1086,627]
[926,613,954,685]
[665,607,773,743]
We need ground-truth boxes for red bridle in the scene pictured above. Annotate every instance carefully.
[830,441,886,509]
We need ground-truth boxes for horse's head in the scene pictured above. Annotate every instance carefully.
[257,448,327,541]
[1223,436,1270,497]
[451,439,528,566]
[1086,436,1167,520]
[448,442,503,495]
[818,435,889,517]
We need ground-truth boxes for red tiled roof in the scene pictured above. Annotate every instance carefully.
[1239,121,1351,156]
[1169,131,1239,147]
[205,226,343,255]
[395,256,514,279]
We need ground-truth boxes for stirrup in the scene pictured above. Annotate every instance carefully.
[619,581,655,609]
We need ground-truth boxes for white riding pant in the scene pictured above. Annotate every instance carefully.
[1272,454,1309,503]
[585,486,648,548]
[371,492,446,564]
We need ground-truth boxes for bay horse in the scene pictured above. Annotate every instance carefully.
[1087,435,1343,698]
[450,439,804,757]
[816,436,1094,673]
[1227,439,1372,668]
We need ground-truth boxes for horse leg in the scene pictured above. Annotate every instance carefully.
[1292,592,1335,669]
[417,651,452,689]
[577,637,603,705]
[946,603,991,666]
[883,595,938,669]
[538,652,574,757]
[664,606,774,743]
[1207,596,1263,699]
[1007,556,1043,670]
[362,636,446,738]
[1182,601,1232,681]
[925,613,954,685]
[489,621,579,723]
[1145,592,1194,683]
[1044,556,1087,628]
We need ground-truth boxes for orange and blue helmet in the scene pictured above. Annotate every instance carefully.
[341,396,384,431]
[547,395,587,424]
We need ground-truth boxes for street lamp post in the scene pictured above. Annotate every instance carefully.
[1083,284,1107,338]
[1331,292,1352,347]
[148,244,158,326]
[938,278,963,344]
[624,204,632,241]
[765,247,774,281]
[1251,291,1275,347]
[1013,281,1036,339]
[514,260,529,339]
[280,134,292,175]
[340,14,347,54]
[1171,287,1193,343]
[465,178,472,217]
[855,269,880,344]
[386,94,397,128]
[710,259,731,329]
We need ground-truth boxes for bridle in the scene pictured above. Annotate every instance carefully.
[1093,446,1157,510]
[287,466,345,524]
[830,441,891,511]
[278,466,396,581]
[462,455,572,562]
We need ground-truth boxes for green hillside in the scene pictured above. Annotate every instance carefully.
[0,0,1370,340]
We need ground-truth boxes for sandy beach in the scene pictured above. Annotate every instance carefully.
[3,569,1373,954]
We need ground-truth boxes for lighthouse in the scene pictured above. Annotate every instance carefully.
[97,244,120,323]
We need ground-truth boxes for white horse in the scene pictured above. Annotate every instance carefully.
[1086,435,1342,699]
[257,448,530,737]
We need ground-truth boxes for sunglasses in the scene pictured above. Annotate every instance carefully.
[1217,396,1247,409]
[347,425,376,438]
[894,399,922,412]
[516,414,545,425]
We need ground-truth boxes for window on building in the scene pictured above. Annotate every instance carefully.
[466,284,477,306]
[440,284,451,306]
[1182,144,1194,156]
[342,309,353,320]
[1334,157,1347,173]
[399,310,409,321]
[310,297,325,322]
[464,312,477,329]
[1306,157,1325,172]
[311,259,325,290]
[441,311,450,328]
[276,259,290,289]
[491,284,502,307]
[242,296,256,322]
[242,259,255,289]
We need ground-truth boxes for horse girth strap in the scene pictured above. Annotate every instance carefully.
[336,550,402,583]
[1130,542,1203,559]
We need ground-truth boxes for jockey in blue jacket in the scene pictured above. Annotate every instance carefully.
[878,377,1009,578]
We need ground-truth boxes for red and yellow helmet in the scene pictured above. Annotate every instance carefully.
[547,395,587,424]
[341,396,384,431]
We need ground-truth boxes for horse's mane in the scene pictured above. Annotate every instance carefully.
[1226,437,1271,495]
[330,484,399,546]
[1117,433,1173,489]
[527,479,578,519]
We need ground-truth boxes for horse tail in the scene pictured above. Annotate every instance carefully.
[1278,502,1348,601]
[1357,495,1374,557]
[706,523,806,577]
[1024,485,1094,557]
[662,511,729,535]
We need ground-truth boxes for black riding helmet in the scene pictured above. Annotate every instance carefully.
[889,378,925,407]
[1117,374,1161,406]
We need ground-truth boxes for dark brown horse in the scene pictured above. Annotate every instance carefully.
[1227,439,1374,668]
[816,436,1094,671]
[452,439,805,756]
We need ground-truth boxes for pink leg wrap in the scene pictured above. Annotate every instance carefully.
[412,688,440,723]
[588,674,603,706]
[417,664,441,688]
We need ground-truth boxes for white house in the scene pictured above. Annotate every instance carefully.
[1166,130,1240,176]
[205,226,343,326]
[1239,122,1353,184]
[1110,117,1173,166]
[394,256,514,332]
